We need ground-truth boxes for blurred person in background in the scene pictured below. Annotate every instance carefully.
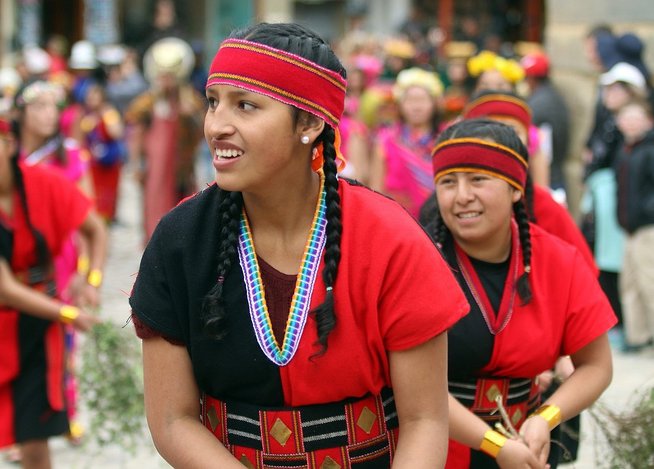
[467,50,550,188]
[99,45,148,116]
[612,83,654,353]
[369,67,443,218]
[125,37,204,243]
[521,51,571,203]
[440,41,476,123]
[14,78,98,445]
[0,115,105,469]
[79,80,126,224]
[580,54,649,350]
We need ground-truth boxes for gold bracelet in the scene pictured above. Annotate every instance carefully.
[531,404,562,430]
[479,429,507,458]
[87,269,103,288]
[76,255,90,275]
[59,305,80,324]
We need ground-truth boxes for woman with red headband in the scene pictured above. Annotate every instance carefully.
[458,90,596,274]
[0,117,104,467]
[130,23,468,468]
[428,118,614,468]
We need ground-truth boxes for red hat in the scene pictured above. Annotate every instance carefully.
[0,118,11,136]
[521,52,549,78]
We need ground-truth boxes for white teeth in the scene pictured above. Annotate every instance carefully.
[215,149,243,158]
[458,212,480,219]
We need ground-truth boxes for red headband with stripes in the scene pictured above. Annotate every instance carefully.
[207,39,346,128]
[432,138,528,192]
[463,94,532,131]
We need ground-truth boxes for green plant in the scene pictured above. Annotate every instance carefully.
[79,321,146,454]
[589,386,654,469]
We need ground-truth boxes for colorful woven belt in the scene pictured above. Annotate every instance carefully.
[449,377,541,429]
[201,388,399,468]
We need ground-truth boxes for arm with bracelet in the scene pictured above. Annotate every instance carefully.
[448,394,544,468]
[0,260,100,332]
[76,207,108,307]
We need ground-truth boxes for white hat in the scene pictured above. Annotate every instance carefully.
[23,46,51,75]
[0,67,22,94]
[97,44,127,66]
[69,40,98,70]
[143,37,195,84]
[600,62,647,93]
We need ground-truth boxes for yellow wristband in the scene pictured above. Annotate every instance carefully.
[88,269,103,288]
[531,404,562,430]
[479,429,507,458]
[77,255,90,275]
[59,305,80,324]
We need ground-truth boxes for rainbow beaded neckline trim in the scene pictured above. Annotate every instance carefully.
[237,178,327,366]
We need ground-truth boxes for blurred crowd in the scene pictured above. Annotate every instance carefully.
[1,1,654,465]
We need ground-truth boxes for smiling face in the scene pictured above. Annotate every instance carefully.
[435,171,521,252]
[204,84,313,193]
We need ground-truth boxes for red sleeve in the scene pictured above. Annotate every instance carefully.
[47,170,93,239]
[561,249,617,355]
[532,185,598,276]
[371,209,469,351]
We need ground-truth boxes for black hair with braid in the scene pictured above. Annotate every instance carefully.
[431,118,533,304]
[201,23,346,353]
[7,120,52,269]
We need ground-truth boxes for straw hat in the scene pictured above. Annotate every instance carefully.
[143,37,195,84]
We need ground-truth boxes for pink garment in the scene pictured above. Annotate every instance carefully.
[20,140,89,300]
[528,124,540,156]
[143,110,180,241]
[378,124,438,218]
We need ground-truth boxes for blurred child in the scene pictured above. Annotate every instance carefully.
[615,96,654,352]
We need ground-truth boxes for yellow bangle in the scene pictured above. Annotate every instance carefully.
[531,404,562,430]
[479,429,507,458]
[76,255,90,275]
[88,269,103,288]
[59,305,80,324]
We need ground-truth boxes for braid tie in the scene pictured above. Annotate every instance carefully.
[202,190,243,339]
[514,199,533,304]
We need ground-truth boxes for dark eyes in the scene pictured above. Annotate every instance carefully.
[205,97,256,112]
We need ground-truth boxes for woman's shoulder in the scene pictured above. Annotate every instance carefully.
[154,184,222,242]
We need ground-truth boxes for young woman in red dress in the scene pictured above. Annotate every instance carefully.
[0,117,105,468]
[428,119,615,468]
[129,22,469,468]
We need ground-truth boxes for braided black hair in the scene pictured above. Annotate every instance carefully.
[202,23,346,352]
[433,118,533,304]
[9,150,51,269]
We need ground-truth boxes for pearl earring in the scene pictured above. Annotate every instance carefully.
[301,135,310,144]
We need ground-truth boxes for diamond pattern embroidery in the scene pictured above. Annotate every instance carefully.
[320,456,342,469]
[270,418,292,446]
[357,406,377,434]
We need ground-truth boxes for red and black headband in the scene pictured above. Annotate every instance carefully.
[432,137,528,192]
[463,94,532,132]
[207,39,347,129]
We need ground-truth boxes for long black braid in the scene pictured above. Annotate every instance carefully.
[432,118,533,304]
[202,190,243,339]
[202,23,346,351]
[9,152,51,269]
